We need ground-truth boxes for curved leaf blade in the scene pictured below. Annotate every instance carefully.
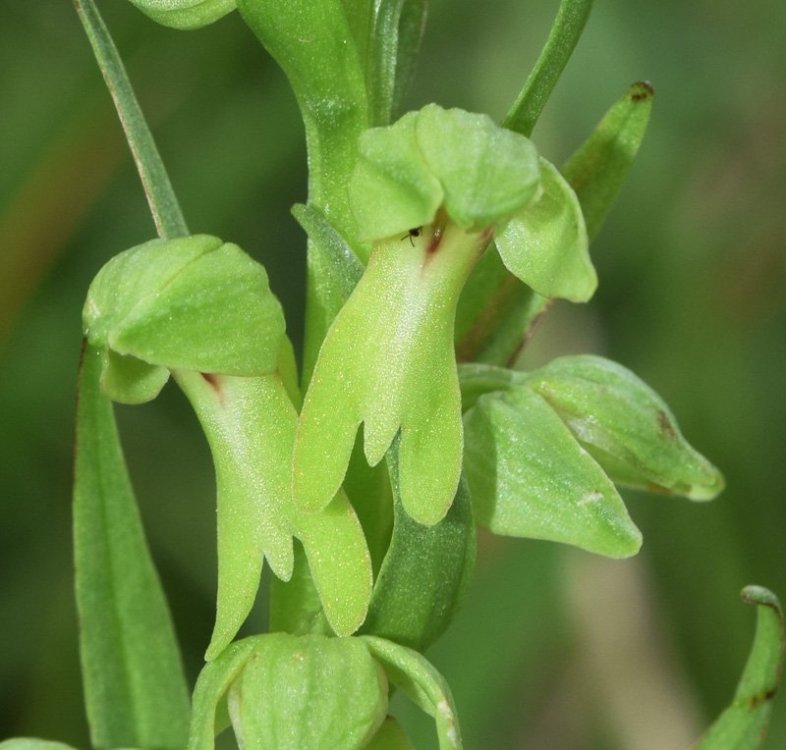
[74,344,190,749]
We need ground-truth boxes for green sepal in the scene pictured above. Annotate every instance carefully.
[83,234,285,377]
[563,81,654,240]
[127,0,236,30]
[360,439,476,651]
[350,104,541,241]
[362,636,462,750]
[463,386,642,558]
[187,639,258,750]
[228,634,388,750]
[496,157,595,302]
[525,355,724,499]
[295,223,488,526]
[693,586,785,750]
[74,344,190,749]
[365,717,415,750]
[99,348,170,405]
[0,741,80,750]
[176,369,372,660]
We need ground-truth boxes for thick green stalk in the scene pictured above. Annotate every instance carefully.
[73,0,188,239]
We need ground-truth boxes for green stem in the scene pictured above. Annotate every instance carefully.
[73,0,188,240]
[503,0,593,137]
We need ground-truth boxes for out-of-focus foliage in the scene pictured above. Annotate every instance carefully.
[1,1,785,748]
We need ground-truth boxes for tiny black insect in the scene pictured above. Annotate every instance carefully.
[400,227,422,246]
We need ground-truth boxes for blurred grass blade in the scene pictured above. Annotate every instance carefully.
[0,742,79,750]
[74,343,190,749]
[694,586,785,750]
[503,0,593,137]
[563,81,654,240]
[73,0,187,239]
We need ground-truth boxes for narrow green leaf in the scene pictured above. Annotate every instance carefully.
[359,439,475,651]
[504,0,594,137]
[84,235,286,378]
[563,81,654,240]
[362,636,462,750]
[187,639,257,750]
[127,0,236,29]
[74,344,190,749]
[365,717,416,750]
[463,386,641,558]
[72,0,188,239]
[526,355,725,500]
[228,635,388,750]
[694,586,785,750]
[496,157,595,302]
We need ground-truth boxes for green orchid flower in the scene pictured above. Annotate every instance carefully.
[84,235,372,658]
[294,104,594,525]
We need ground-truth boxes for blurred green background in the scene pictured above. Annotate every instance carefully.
[1,1,785,748]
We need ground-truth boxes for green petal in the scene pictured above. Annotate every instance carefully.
[463,387,642,558]
[228,635,388,750]
[127,0,236,30]
[176,371,295,661]
[295,223,484,525]
[415,104,541,231]
[99,348,169,405]
[496,158,596,302]
[351,111,444,242]
[350,104,541,241]
[84,235,285,377]
[526,355,724,500]
[362,636,462,750]
[187,639,257,750]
